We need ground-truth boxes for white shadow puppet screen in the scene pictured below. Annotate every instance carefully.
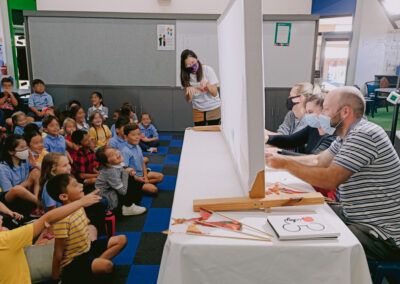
[217,0,266,196]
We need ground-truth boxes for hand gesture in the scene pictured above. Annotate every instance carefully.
[80,189,101,207]
[200,80,208,89]
[9,211,24,220]
[185,87,195,97]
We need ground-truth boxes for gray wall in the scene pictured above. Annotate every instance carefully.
[46,85,193,131]
[47,85,289,132]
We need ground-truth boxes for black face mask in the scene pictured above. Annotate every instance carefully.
[286,95,301,111]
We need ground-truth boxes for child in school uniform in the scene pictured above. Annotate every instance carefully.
[28,79,54,121]
[11,111,27,135]
[139,113,160,152]
[0,190,101,284]
[89,111,111,148]
[48,174,127,283]
[23,130,48,165]
[71,130,99,185]
[108,116,130,153]
[122,124,164,194]
[95,146,146,216]
[43,116,67,155]
[70,106,90,133]
[0,135,41,216]
[87,92,109,121]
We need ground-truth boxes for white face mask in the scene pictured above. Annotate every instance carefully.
[15,149,29,160]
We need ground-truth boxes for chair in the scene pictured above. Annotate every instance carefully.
[365,81,389,114]
[363,82,378,117]
[368,260,400,284]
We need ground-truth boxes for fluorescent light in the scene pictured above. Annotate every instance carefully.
[382,0,400,16]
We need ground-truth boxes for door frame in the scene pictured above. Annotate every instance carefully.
[319,32,352,86]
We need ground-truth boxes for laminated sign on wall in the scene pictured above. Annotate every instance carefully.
[157,24,175,50]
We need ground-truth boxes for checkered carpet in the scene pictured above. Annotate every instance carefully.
[38,132,182,284]
[108,131,182,284]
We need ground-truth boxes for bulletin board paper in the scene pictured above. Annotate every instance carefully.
[274,23,291,46]
[157,24,175,51]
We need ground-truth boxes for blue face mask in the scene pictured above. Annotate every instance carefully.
[319,108,344,135]
[304,113,320,128]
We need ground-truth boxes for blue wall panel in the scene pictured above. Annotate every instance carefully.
[312,0,357,16]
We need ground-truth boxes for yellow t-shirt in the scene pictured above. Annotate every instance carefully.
[35,148,48,164]
[53,208,90,267]
[0,223,33,284]
[89,125,111,147]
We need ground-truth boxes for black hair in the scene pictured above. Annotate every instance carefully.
[24,123,40,134]
[69,105,85,121]
[115,116,130,129]
[47,174,73,203]
[1,134,25,168]
[140,113,151,121]
[95,145,112,168]
[68,100,81,109]
[23,130,41,146]
[42,115,60,129]
[32,79,45,87]
[1,77,13,86]
[123,123,139,136]
[180,49,203,88]
[71,129,88,145]
[91,92,104,106]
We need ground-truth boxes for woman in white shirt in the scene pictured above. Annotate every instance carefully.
[180,49,221,126]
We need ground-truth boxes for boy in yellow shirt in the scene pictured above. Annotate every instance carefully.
[0,188,101,284]
[47,174,127,283]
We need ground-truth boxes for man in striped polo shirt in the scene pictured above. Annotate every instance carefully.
[266,86,400,261]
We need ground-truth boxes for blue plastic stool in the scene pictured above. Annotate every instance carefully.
[368,260,400,284]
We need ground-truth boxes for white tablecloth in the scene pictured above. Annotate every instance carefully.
[157,130,371,284]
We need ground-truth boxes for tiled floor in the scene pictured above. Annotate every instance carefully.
[110,131,183,284]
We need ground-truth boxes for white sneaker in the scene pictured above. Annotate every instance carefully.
[148,147,156,153]
[122,204,147,216]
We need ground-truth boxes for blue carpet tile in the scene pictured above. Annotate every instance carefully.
[38,132,182,284]
[117,131,182,283]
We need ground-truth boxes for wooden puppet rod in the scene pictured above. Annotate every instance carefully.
[193,192,324,212]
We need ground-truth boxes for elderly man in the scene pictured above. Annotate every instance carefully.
[265,86,400,261]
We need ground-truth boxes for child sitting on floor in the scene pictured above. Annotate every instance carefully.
[23,129,48,165]
[89,111,111,148]
[28,79,54,121]
[95,146,145,216]
[121,102,138,123]
[0,135,41,217]
[43,116,67,155]
[40,152,106,237]
[71,130,99,184]
[48,174,127,283]
[12,111,27,135]
[87,92,108,121]
[108,116,130,153]
[63,117,80,158]
[122,124,164,194]
[0,189,101,284]
[139,113,160,153]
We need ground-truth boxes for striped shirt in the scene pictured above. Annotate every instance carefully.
[329,118,400,246]
[53,208,90,267]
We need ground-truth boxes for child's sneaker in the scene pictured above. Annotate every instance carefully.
[148,147,156,153]
[122,204,147,216]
